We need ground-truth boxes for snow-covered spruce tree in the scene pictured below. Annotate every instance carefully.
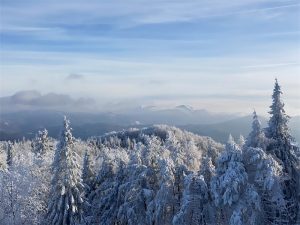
[173,174,215,225]
[28,148,53,225]
[173,164,188,217]
[153,158,176,225]
[246,111,268,150]
[116,163,153,225]
[165,130,183,165]
[184,138,202,171]
[211,136,260,225]
[0,140,42,225]
[199,156,215,186]
[142,136,164,225]
[129,141,143,165]
[82,150,94,194]
[32,129,52,157]
[89,159,115,224]
[6,141,13,168]
[47,116,84,225]
[0,166,21,225]
[199,155,215,219]
[266,79,299,224]
[243,146,286,225]
[236,135,245,149]
[0,144,7,171]
[244,108,292,224]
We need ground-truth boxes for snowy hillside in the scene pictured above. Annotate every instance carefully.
[0,121,299,225]
[0,124,223,225]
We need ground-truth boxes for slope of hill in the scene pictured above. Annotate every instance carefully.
[181,115,300,143]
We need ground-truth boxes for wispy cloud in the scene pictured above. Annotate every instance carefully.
[1,0,299,31]
[0,90,96,113]
[240,62,300,69]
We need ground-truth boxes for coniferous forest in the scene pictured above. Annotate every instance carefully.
[0,80,299,225]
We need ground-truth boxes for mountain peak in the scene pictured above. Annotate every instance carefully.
[175,105,194,112]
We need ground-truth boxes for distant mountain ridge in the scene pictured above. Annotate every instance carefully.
[0,109,299,143]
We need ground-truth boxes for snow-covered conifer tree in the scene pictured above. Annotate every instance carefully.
[199,156,215,217]
[32,129,52,157]
[89,153,123,225]
[116,164,152,225]
[266,79,299,224]
[153,158,176,225]
[173,165,187,216]
[173,174,215,225]
[243,146,287,224]
[0,144,7,171]
[82,150,94,195]
[47,116,84,225]
[0,140,43,225]
[199,156,215,186]
[237,135,245,149]
[211,136,260,225]
[6,142,13,168]
[129,141,143,165]
[266,79,298,170]
[246,111,268,150]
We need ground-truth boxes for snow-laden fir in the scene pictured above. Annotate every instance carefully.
[0,80,299,225]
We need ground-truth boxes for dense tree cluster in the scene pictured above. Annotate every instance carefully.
[0,80,299,225]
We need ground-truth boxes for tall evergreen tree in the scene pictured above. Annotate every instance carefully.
[237,135,245,149]
[266,79,297,170]
[0,145,6,171]
[243,146,287,225]
[211,136,260,225]
[246,111,268,150]
[6,142,13,168]
[173,174,214,225]
[32,129,52,157]
[266,79,299,224]
[153,158,176,225]
[199,156,215,187]
[82,150,94,193]
[47,116,84,225]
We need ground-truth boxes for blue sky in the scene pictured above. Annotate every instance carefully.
[0,0,300,115]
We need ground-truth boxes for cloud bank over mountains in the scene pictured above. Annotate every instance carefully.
[0,90,95,112]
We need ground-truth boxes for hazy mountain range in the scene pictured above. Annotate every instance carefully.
[1,106,299,143]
